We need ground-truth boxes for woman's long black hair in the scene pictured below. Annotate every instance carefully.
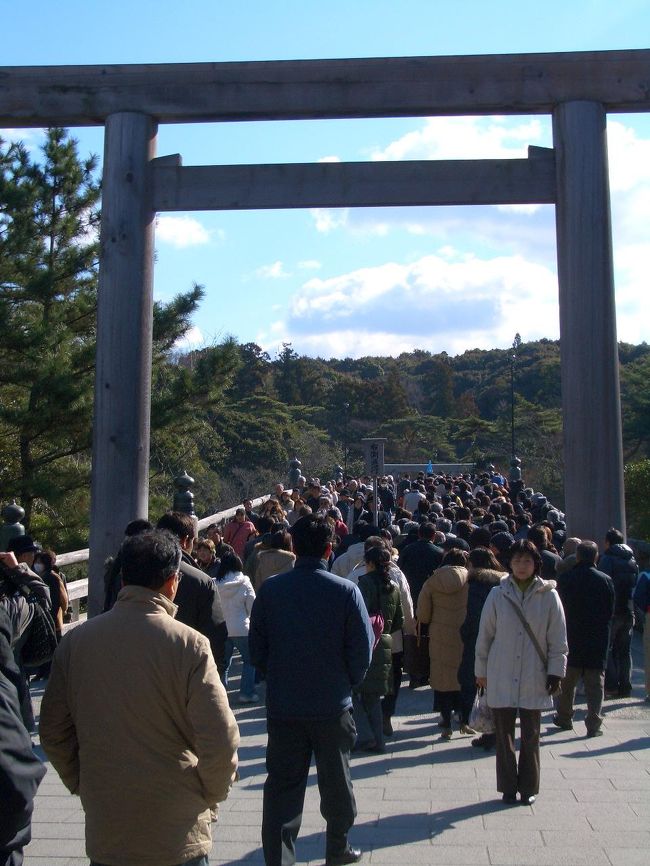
[215,548,242,580]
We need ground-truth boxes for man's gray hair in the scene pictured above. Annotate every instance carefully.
[121,530,182,590]
[576,540,599,565]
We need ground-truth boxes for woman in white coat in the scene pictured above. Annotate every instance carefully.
[475,539,567,806]
[215,549,258,702]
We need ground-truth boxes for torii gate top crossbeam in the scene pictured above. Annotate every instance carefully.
[1,49,649,127]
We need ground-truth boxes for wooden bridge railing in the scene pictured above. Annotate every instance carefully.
[56,494,272,628]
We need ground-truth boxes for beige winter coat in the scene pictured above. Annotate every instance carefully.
[416,564,469,692]
[253,548,296,589]
[40,585,240,866]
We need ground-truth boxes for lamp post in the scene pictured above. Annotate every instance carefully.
[510,333,522,458]
[510,354,515,458]
[343,402,350,475]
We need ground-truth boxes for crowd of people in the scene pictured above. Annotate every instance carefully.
[1,465,648,866]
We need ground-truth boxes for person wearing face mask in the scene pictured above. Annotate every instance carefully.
[475,539,567,806]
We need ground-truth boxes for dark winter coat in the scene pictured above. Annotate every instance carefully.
[598,544,639,616]
[0,564,51,643]
[249,556,374,719]
[557,562,615,669]
[633,572,650,612]
[458,567,506,709]
[0,608,45,858]
[357,571,403,697]
[540,548,562,580]
[378,486,396,513]
[174,552,227,672]
[397,539,444,605]
[103,553,122,612]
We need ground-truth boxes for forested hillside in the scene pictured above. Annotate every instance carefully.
[175,338,649,519]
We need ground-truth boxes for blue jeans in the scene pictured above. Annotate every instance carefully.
[90,854,210,866]
[223,635,257,697]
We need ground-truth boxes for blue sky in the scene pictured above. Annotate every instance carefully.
[3,1,649,359]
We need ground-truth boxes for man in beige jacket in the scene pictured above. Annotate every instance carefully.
[40,530,239,866]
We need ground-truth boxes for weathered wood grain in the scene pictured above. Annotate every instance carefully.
[87,112,157,617]
[554,100,626,541]
[1,49,649,126]
[151,155,556,211]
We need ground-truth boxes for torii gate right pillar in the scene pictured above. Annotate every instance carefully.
[553,100,626,543]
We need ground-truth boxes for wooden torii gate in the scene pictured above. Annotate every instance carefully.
[2,49,648,615]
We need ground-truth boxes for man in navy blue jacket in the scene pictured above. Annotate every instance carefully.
[249,514,373,866]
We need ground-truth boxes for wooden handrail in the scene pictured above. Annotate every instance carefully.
[58,492,274,625]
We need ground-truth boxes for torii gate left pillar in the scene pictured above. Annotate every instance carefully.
[87,112,157,617]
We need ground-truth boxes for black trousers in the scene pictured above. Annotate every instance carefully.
[493,707,541,797]
[381,651,403,719]
[262,711,357,866]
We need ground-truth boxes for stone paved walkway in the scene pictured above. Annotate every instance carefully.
[25,633,650,866]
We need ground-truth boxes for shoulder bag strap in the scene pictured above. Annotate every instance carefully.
[503,593,548,668]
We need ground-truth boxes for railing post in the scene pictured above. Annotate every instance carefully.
[288,457,302,488]
[173,470,196,516]
[0,501,26,549]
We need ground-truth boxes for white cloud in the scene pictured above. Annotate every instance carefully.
[318,155,342,163]
[173,326,204,351]
[156,215,211,248]
[370,116,546,162]
[1,128,42,144]
[607,120,650,193]
[496,203,541,215]
[284,330,426,360]
[310,208,349,233]
[261,251,560,359]
[255,260,290,279]
[298,259,322,270]
[606,120,650,343]
[303,117,649,336]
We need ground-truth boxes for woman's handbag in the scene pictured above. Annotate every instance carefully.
[403,620,429,680]
[369,611,385,651]
[469,687,495,733]
[503,595,562,696]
